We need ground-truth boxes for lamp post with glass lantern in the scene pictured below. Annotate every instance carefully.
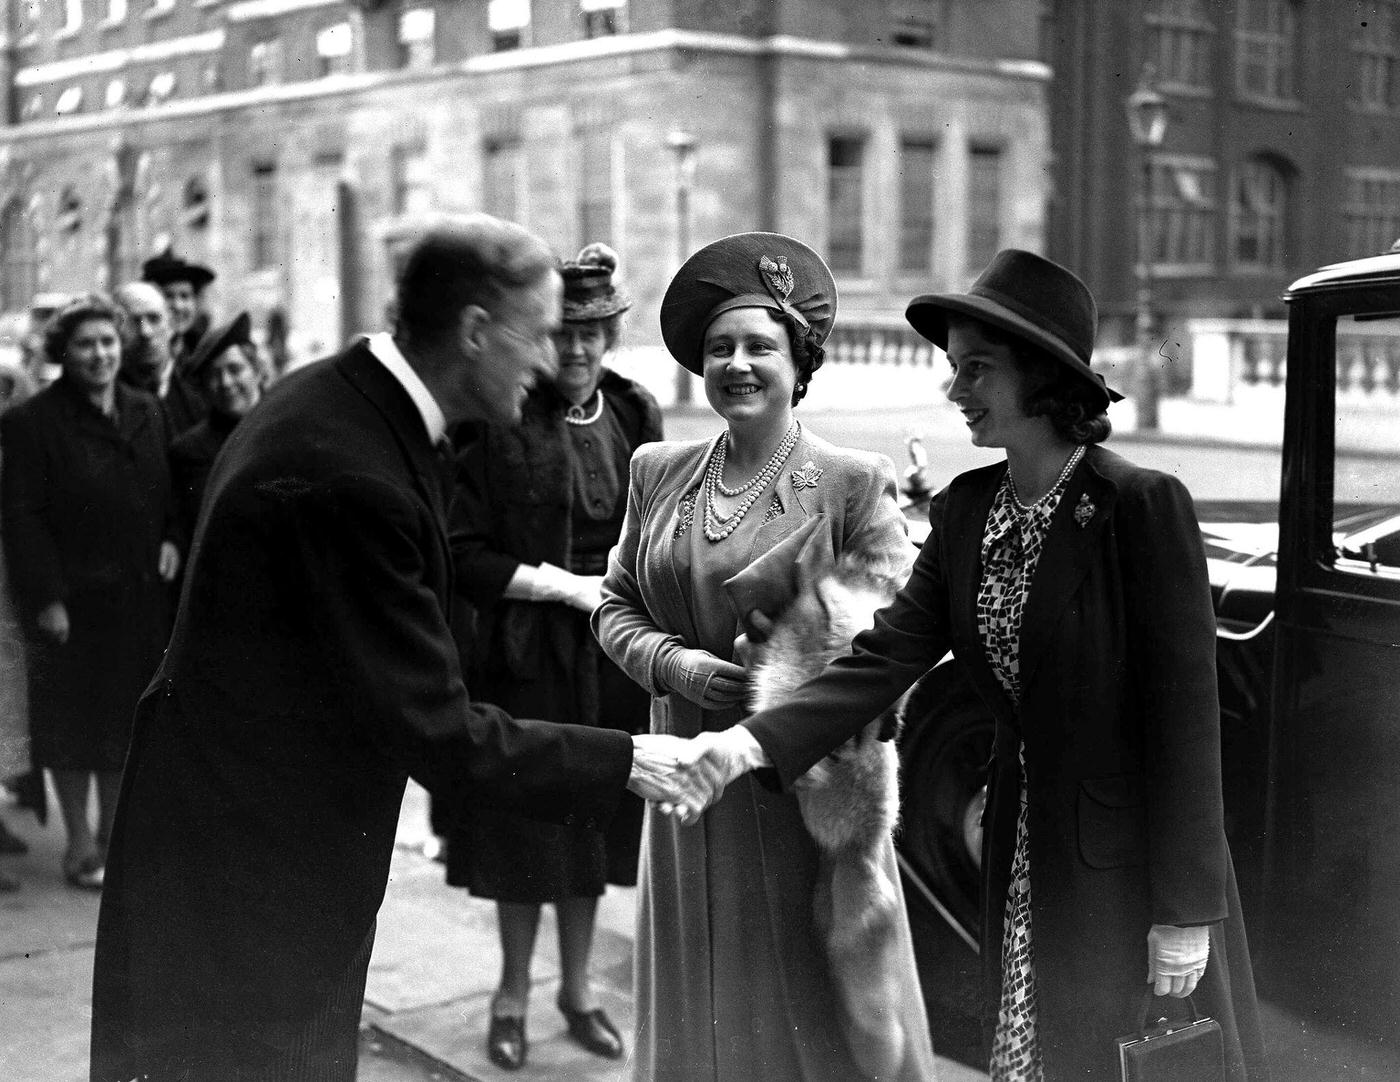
[1126,66,1168,431]
[667,130,697,406]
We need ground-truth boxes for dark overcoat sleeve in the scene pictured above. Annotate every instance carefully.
[448,423,521,608]
[1117,470,1229,924]
[288,470,632,823]
[0,405,64,614]
[743,486,956,787]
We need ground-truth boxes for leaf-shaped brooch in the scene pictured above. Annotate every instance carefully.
[1073,492,1096,528]
[790,461,822,491]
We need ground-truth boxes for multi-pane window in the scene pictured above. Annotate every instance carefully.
[489,0,530,51]
[105,78,126,108]
[0,202,36,311]
[1146,155,1217,269]
[250,38,282,87]
[106,0,127,22]
[1234,0,1297,101]
[1342,170,1400,257]
[827,136,866,275]
[889,0,942,48]
[483,139,523,221]
[1229,157,1289,270]
[1352,1,1400,111]
[581,0,626,39]
[18,0,40,39]
[1147,0,1215,91]
[577,128,615,244]
[251,162,278,269]
[390,142,434,217]
[62,0,83,33]
[398,8,436,70]
[146,70,176,104]
[316,22,354,77]
[898,137,936,274]
[967,144,1002,275]
[55,86,84,116]
[182,175,210,232]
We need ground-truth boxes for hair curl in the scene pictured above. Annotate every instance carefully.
[43,294,127,369]
[766,310,826,406]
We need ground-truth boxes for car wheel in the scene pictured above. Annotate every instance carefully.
[897,662,995,947]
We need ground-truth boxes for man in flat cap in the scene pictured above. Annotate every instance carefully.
[91,215,712,1082]
[141,250,216,372]
[113,281,210,439]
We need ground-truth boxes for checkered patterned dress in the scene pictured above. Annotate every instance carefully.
[979,454,1081,1082]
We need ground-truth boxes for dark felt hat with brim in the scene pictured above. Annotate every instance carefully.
[905,248,1122,410]
[186,311,252,377]
[661,232,837,376]
[142,251,216,290]
[561,243,631,322]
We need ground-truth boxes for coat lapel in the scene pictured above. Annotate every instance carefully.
[747,432,816,562]
[1016,453,1118,695]
[650,440,711,648]
[944,466,1020,729]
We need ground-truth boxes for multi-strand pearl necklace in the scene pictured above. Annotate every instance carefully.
[702,421,801,542]
[1007,445,1085,513]
[565,391,605,426]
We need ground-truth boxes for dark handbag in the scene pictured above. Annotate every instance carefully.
[1115,992,1225,1081]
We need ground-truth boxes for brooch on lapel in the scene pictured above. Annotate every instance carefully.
[790,461,822,491]
[1073,492,1097,528]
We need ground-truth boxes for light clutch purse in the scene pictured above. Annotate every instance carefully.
[1115,992,1225,1082]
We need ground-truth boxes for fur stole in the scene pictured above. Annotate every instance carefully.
[747,547,914,1078]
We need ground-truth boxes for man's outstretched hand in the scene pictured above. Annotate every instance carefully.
[627,728,770,826]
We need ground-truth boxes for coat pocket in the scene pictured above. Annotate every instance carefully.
[1077,773,1148,869]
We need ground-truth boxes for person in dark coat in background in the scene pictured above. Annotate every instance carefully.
[89,215,710,1082]
[141,249,216,372]
[445,244,660,1070]
[685,251,1269,1081]
[114,281,210,439]
[0,295,180,892]
[168,311,269,538]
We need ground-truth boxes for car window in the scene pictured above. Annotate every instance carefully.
[1332,312,1400,579]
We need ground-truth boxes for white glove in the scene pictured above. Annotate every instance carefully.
[526,562,603,613]
[1147,923,1210,998]
[653,644,748,710]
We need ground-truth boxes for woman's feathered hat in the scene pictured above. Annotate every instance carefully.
[905,249,1122,410]
[660,232,837,375]
[186,312,253,377]
[560,243,632,322]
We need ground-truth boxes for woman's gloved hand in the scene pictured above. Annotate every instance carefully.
[654,644,748,710]
[1147,923,1210,998]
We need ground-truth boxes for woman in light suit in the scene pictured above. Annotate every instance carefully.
[593,233,937,1080]
[705,250,1268,1080]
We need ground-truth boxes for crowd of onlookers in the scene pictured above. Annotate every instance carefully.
[0,252,271,892]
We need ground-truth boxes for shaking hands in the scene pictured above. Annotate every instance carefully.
[626,728,768,826]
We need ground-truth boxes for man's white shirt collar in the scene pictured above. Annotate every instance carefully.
[364,332,446,444]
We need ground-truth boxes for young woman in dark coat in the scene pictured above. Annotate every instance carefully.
[698,251,1269,1080]
[0,295,180,890]
[444,244,661,1070]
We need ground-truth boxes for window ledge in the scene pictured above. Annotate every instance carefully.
[1229,264,1289,276]
[1233,93,1305,113]
[1349,101,1400,117]
[1151,262,1217,279]
[54,25,82,40]
[100,17,125,30]
[1160,82,1214,99]
[144,5,175,21]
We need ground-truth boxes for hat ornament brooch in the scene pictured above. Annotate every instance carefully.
[759,255,810,331]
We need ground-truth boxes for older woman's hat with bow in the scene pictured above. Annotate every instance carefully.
[905,249,1122,410]
[186,311,252,377]
[142,250,216,291]
[561,242,631,322]
[661,232,837,375]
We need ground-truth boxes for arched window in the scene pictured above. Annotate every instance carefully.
[57,185,84,236]
[1229,156,1290,270]
[1,201,37,310]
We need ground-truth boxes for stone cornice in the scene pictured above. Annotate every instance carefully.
[15,30,227,87]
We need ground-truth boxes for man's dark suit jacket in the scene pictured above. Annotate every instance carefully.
[90,340,633,1079]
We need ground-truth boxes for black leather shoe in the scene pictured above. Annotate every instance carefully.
[487,1014,526,1071]
[557,998,625,1060]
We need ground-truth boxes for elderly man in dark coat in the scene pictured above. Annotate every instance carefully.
[90,216,707,1082]
[114,280,209,439]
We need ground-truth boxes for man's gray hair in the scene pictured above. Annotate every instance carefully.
[394,214,556,344]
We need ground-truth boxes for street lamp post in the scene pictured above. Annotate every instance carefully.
[1126,66,1168,431]
[667,130,697,406]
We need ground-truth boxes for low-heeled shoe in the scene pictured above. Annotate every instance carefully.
[487,1014,526,1071]
[557,999,625,1060]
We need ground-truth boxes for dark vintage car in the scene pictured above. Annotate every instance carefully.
[893,250,1400,1041]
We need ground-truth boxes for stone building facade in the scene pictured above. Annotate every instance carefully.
[0,0,1049,362]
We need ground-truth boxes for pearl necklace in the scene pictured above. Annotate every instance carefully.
[1007,445,1085,513]
[702,421,801,543]
[565,391,605,426]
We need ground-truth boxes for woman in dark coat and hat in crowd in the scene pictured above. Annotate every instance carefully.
[141,250,217,371]
[168,311,269,538]
[0,295,180,890]
[708,250,1268,1080]
[593,232,937,1080]
[445,244,660,1070]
